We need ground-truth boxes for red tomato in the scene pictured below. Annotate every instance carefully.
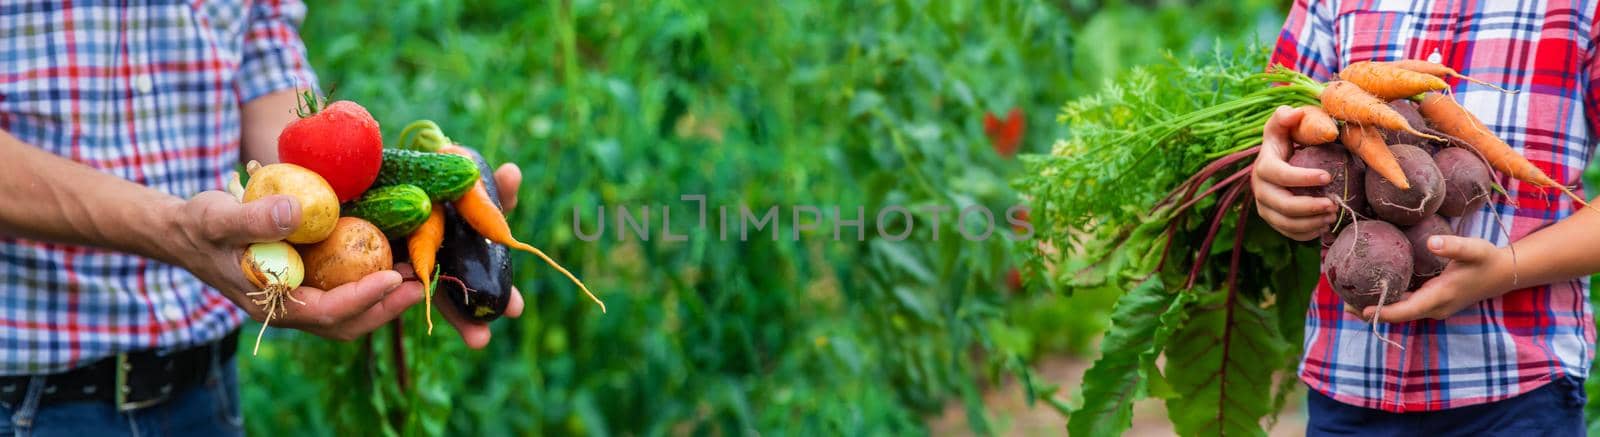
[278,100,383,202]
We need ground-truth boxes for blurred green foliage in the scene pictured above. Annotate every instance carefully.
[240,0,1283,435]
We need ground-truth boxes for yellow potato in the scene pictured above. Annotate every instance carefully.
[243,163,340,244]
[298,217,393,290]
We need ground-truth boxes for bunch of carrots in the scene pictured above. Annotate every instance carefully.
[1276,60,1580,205]
[1174,59,1578,215]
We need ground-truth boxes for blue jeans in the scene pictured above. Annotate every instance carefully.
[1307,375,1587,436]
[0,354,242,437]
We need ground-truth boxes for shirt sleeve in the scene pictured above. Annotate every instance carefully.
[1587,14,1600,162]
[1271,0,1340,81]
[235,0,319,104]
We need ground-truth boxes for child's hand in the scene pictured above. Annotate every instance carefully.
[1251,106,1339,241]
[1360,235,1515,322]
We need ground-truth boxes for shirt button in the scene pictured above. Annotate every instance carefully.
[134,75,154,93]
[161,304,183,322]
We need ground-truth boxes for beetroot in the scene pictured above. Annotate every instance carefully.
[1366,144,1445,226]
[1382,100,1434,152]
[1323,220,1412,310]
[1402,215,1452,288]
[1433,147,1493,217]
[1288,143,1367,223]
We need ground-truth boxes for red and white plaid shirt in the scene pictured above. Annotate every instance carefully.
[0,1,315,375]
[1275,0,1597,412]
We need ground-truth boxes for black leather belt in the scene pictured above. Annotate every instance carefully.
[0,330,238,411]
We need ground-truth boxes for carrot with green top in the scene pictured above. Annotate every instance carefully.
[1384,60,1518,94]
[1340,61,1449,100]
[1318,80,1442,142]
[1263,65,1442,143]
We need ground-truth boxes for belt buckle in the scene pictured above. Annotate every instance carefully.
[114,353,168,412]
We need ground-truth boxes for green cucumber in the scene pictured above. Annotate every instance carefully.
[344,184,432,238]
[373,148,480,202]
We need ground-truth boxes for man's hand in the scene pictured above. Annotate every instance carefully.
[412,163,528,349]
[1358,235,1514,322]
[1251,106,1339,241]
[167,191,424,341]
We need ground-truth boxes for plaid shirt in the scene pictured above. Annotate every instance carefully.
[0,1,316,375]
[1274,0,1597,412]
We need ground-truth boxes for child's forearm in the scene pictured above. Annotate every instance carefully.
[1498,201,1600,289]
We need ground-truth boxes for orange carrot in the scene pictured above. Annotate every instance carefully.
[1384,60,1518,94]
[1417,92,1586,206]
[1339,61,1449,100]
[409,204,445,334]
[1292,106,1339,145]
[438,145,607,312]
[1341,123,1410,190]
[1319,80,1441,142]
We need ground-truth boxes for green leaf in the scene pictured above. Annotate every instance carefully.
[1269,243,1319,344]
[1164,289,1287,437]
[1067,277,1190,437]
[848,90,884,118]
[873,240,936,283]
[891,285,937,322]
[1266,243,1320,421]
[1586,274,1600,430]
[1143,289,1198,400]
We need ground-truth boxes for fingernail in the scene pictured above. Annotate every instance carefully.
[1429,236,1444,251]
[1320,173,1332,184]
[271,200,293,231]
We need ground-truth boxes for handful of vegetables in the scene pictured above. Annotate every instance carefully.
[234,92,603,355]
[1018,49,1579,435]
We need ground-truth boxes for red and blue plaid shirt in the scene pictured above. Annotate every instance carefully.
[0,1,315,375]
[1275,0,1598,412]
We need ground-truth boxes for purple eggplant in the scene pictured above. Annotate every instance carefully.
[437,147,513,322]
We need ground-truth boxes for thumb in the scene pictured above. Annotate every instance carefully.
[1428,235,1496,263]
[221,194,300,244]
[1261,105,1307,155]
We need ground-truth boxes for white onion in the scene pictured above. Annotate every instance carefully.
[241,241,304,355]
[241,241,304,290]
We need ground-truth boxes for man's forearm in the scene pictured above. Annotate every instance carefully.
[0,130,188,265]
[1499,200,1600,289]
[0,90,302,265]
[240,89,304,164]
